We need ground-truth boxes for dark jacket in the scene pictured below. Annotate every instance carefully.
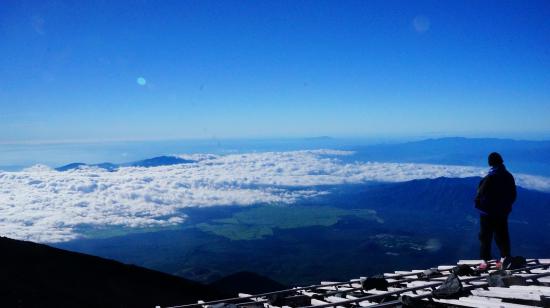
[475,164,517,216]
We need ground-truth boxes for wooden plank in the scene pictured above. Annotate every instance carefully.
[321,281,342,285]
[387,287,406,292]
[324,296,348,303]
[437,265,455,271]
[471,286,549,301]
[458,296,535,307]
[318,286,353,292]
[434,298,492,308]
[467,280,489,286]
[406,280,437,287]
[458,260,485,265]
[344,295,376,307]
[300,291,322,297]
[457,295,503,303]
[383,270,421,278]
[529,268,550,274]
[510,285,550,292]
[434,296,534,308]
[394,270,423,275]
[357,301,376,307]
[400,290,432,297]
[361,289,389,295]
[310,299,329,306]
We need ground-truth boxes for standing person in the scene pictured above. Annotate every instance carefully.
[475,152,517,270]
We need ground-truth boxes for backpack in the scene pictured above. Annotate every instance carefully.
[432,273,464,299]
[268,293,309,307]
[419,268,443,280]
[452,264,476,276]
[361,275,389,291]
[503,256,527,270]
[488,270,527,287]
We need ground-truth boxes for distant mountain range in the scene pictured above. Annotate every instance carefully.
[51,137,550,176]
[349,137,550,176]
[0,236,286,308]
[55,155,195,171]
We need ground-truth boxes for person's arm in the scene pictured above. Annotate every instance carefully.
[511,176,517,204]
[475,179,483,206]
[475,176,492,209]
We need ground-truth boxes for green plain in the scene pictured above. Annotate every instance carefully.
[196,205,382,240]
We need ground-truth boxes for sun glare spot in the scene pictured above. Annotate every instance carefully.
[136,77,147,86]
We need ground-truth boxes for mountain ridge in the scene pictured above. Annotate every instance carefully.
[0,236,224,308]
[55,155,194,171]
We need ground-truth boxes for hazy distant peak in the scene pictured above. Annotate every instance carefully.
[22,164,53,173]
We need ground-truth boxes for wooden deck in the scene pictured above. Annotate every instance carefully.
[162,259,550,308]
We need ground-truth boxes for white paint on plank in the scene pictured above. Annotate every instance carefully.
[458,260,485,265]
[406,280,437,287]
[320,281,341,285]
[318,286,353,291]
[394,270,423,275]
[310,299,329,306]
[435,296,534,308]
[438,265,455,270]
[471,286,549,301]
[510,285,550,292]
[325,296,348,303]
[299,291,321,297]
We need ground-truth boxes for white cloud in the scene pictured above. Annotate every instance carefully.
[1,150,549,243]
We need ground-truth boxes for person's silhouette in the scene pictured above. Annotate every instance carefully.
[475,152,517,270]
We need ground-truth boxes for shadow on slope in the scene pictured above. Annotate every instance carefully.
[0,236,224,308]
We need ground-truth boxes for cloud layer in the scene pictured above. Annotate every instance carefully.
[1,149,549,242]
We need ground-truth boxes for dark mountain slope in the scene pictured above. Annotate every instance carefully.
[209,271,287,296]
[351,176,550,221]
[0,236,224,308]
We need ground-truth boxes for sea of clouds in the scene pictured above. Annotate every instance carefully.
[1,149,549,243]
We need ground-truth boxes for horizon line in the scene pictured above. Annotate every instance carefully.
[2,133,550,146]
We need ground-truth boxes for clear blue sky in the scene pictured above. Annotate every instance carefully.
[1,0,549,143]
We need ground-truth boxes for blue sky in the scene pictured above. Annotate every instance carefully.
[1,0,549,143]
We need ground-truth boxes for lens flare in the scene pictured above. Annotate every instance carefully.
[136,77,147,86]
[413,15,430,33]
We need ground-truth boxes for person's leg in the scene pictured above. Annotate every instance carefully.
[479,214,493,261]
[494,215,511,258]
